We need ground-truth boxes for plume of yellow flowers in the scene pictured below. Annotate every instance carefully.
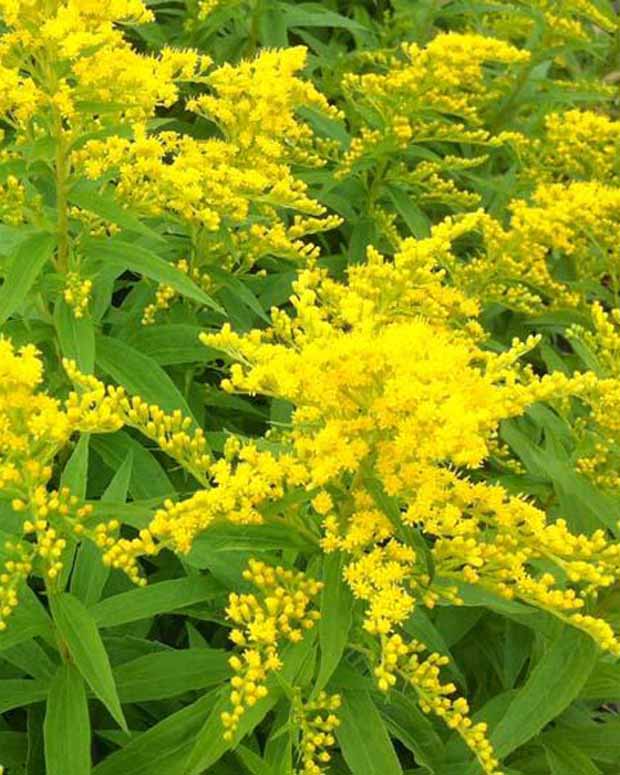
[485,0,617,44]
[0,3,342,323]
[337,32,529,210]
[0,339,217,625]
[292,689,341,775]
[221,560,322,741]
[89,222,620,770]
[451,182,620,314]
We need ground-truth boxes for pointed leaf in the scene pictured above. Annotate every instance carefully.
[91,576,224,628]
[50,592,127,731]
[336,691,403,775]
[44,664,91,775]
[491,628,597,758]
[92,239,222,311]
[316,552,352,690]
[0,232,55,325]
[95,335,198,426]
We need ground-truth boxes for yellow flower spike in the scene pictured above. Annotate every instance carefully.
[292,690,341,775]
[220,561,322,740]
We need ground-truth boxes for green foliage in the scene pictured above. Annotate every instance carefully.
[1,1,620,775]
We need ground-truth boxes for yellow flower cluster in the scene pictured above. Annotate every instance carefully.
[0,174,26,225]
[63,361,212,483]
[191,215,620,765]
[0,341,220,625]
[488,0,617,43]
[0,340,110,627]
[293,690,341,775]
[141,259,205,325]
[76,46,342,294]
[0,1,205,126]
[63,271,92,319]
[566,306,620,492]
[442,181,620,314]
[537,110,620,183]
[101,442,307,580]
[221,560,322,740]
[338,32,528,202]
[376,635,501,775]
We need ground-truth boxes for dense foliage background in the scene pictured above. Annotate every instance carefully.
[2,1,620,774]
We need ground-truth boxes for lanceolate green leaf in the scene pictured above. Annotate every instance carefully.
[95,335,199,425]
[490,628,598,758]
[91,431,173,501]
[113,648,231,702]
[92,690,218,775]
[543,719,620,764]
[544,740,602,775]
[127,324,216,365]
[92,239,223,311]
[71,452,133,605]
[68,182,164,241]
[0,585,53,653]
[316,552,352,690]
[0,679,50,713]
[54,299,95,374]
[61,434,90,498]
[378,690,445,773]
[44,664,91,775]
[336,690,403,775]
[0,231,55,326]
[90,576,224,628]
[49,592,127,732]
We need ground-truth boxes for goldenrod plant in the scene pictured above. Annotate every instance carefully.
[2,2,620,775]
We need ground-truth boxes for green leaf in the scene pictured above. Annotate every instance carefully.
[501,421,620,533]
[207,266,270,324]
[92,240,222,312]
[61,434,90,499]
[0,731,28,769]
[336,691,403,775]
[580,660,620,700]
[49,592,127,732]
[0,586,53,654]
[404,608,465,686]
[544,740,601,775]
[387,186,431,238]
[91,431,173,501]
[378,690,445,773]
[316,552,352,690]
[284,3,367,31]
[113,648,230,702]
[544,719,620,764]
[91,576,224,628]
[188,524,317,561]
[92,690,218,775]
[44,664,91,775]
[68,182,164,242]
[71,452,133,605]
[57,434,90,587]
[490,628,598,758]
[234,745,272,775]
[1,639,56,681]
[185,637,316,774]
[95,335,198,425]
[0,679,49,713]
[0,232,55,326]
[26,701,46,775]
[54,299,96,374]
[127,324,215,365]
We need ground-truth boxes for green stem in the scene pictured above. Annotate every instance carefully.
[54,116,70,274]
